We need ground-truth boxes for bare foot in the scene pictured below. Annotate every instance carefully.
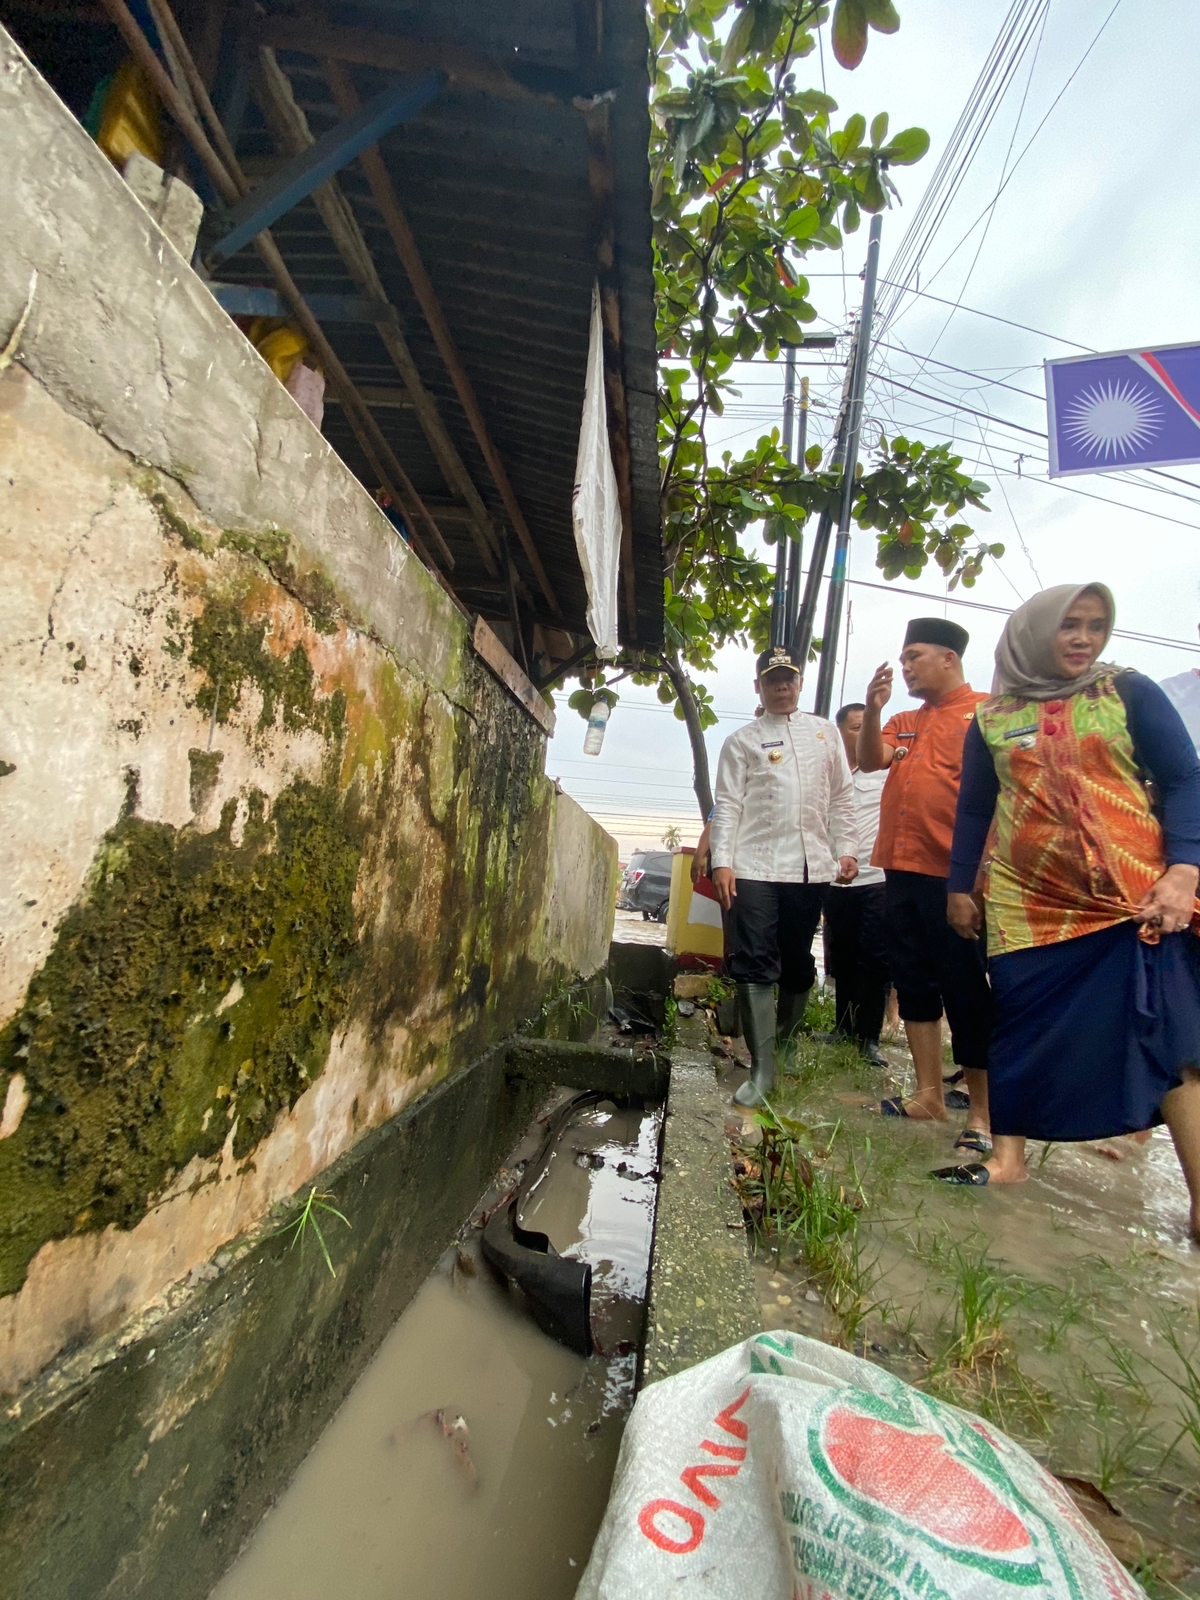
[983,1159,1029,1184]
[1090,1141,1125,1162]
[895,1089,949,1123]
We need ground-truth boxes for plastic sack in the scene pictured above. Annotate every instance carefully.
[578,1332,1144,1600]
[571,282,622,660]
[95,58,163,170]
[248,319,311,385]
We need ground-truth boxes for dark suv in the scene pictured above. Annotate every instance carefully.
[617,850,673,922]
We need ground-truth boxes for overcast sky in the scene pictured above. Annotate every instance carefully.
[547,0,1200,858]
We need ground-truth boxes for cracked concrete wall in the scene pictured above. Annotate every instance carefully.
[0,27,617,1399]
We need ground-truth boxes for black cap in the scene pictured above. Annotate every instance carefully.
[755,644,804,676]
[903,617,969,656]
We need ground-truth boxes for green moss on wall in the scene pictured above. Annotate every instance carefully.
[0,778,361,1296]
[187,595,344,734]
[219,529,340,634]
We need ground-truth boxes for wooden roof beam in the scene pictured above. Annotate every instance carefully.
[100,0,461,585]
[255,17,543,104]
[254,47,502,580]
[320,57,562,619]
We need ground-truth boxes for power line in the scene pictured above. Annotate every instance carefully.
[875,0,1051,334]
[916,0,1127,306]
[900,1,1052,372]
[841,576,1200,655]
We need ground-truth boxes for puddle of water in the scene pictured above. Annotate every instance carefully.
[211,1094,661,1600]
[519,1100,662,1354]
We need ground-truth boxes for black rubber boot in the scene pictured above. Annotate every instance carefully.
[733,984,777,1108]
[775,986,811,1049]
[859,1038,888,1067]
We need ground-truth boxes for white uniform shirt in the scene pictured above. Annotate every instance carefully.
[709,711,859,884]
[829,766,886,889]
[1160,669,1200,755]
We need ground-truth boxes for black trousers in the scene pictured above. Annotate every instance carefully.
[727,879,828,990]
[884,869,991,1072]
[825,882,889,1042]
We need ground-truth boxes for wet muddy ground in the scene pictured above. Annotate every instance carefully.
[211,1093,661,1600]
[717,999,1200,1597]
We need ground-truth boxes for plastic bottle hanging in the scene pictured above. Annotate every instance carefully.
[583,699,611,756]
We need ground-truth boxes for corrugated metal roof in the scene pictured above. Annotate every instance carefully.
[213,0,664,650]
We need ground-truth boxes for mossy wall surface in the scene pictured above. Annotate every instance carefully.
[0,370,613,1385]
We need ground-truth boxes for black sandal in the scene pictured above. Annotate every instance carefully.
[931,1163,990,1186]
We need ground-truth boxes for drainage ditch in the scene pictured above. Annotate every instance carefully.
[211,1088,663,1600]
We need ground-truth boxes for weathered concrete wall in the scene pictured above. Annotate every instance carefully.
[0,22,616,1410]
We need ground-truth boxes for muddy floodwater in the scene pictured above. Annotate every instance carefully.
[212,1095,661,1600]
[719,1007,1200,1596]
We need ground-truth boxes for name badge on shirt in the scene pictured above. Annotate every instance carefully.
[760,740,784,748]
[1003,723,1038,749]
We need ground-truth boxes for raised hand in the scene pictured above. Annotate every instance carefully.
[866,661,893,713]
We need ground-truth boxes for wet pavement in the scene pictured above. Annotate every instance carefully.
[211,1093,661,1600]
[611,909,667,947]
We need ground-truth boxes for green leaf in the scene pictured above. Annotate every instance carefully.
[718,3,756,71]
[843,196,861,233]
[870,112,889,148]
[861,165,886,212]
[862,0,901,33]
[881,126,930,165]
[842,113,866,154]
[832,0,868,68]
[790,88,838,115]
[783,203,821,241]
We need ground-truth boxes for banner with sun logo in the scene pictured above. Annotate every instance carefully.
[1045,341,1200,476]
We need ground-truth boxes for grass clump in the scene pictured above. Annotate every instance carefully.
[734,1104,875,1345]
[273,1187,351,1277]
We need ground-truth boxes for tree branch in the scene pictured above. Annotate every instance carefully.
[661,649,714,820]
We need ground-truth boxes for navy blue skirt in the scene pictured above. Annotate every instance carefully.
[988,919,1200,1140]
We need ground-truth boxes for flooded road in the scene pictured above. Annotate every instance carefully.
[212,1095,661,1600]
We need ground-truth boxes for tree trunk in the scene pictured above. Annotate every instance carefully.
[660,649,714,820]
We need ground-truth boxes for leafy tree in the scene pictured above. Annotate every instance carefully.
[662,823,683,848]
[567,0,1000,818]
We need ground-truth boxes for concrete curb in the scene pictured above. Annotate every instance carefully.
[641,1014,760,1385]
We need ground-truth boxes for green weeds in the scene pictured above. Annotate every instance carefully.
[735,1104,875,1345]
[274,1187,351,1277]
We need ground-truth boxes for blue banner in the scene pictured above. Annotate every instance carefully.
[1046,341,1200,477]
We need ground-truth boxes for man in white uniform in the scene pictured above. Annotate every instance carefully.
[1160,647,1200,754]
[710,645,859,1107]
[823,703,889,1066]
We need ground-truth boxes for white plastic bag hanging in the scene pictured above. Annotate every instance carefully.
[572,283,623,660]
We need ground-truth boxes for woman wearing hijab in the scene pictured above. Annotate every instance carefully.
[938,583,1200,1241]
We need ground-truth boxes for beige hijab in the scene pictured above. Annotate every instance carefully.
[991,582,1120,701]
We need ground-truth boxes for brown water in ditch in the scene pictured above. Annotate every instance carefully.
[718,1024,1200,1592]
[211,1094,661,1600]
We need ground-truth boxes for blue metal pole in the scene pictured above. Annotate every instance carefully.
[207,73,443,265]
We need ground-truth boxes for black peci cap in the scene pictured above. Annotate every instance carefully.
[755,644,804,676]
[903,617,969,656]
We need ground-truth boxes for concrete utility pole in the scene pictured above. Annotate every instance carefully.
[790,351,855,669]
[783,376,809,644]
[769,344,797,648]
[813,211,883,719]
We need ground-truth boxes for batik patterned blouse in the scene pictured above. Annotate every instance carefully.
[948,671,1200,958]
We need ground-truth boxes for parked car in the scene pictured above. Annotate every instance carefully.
[617,850,673,922]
